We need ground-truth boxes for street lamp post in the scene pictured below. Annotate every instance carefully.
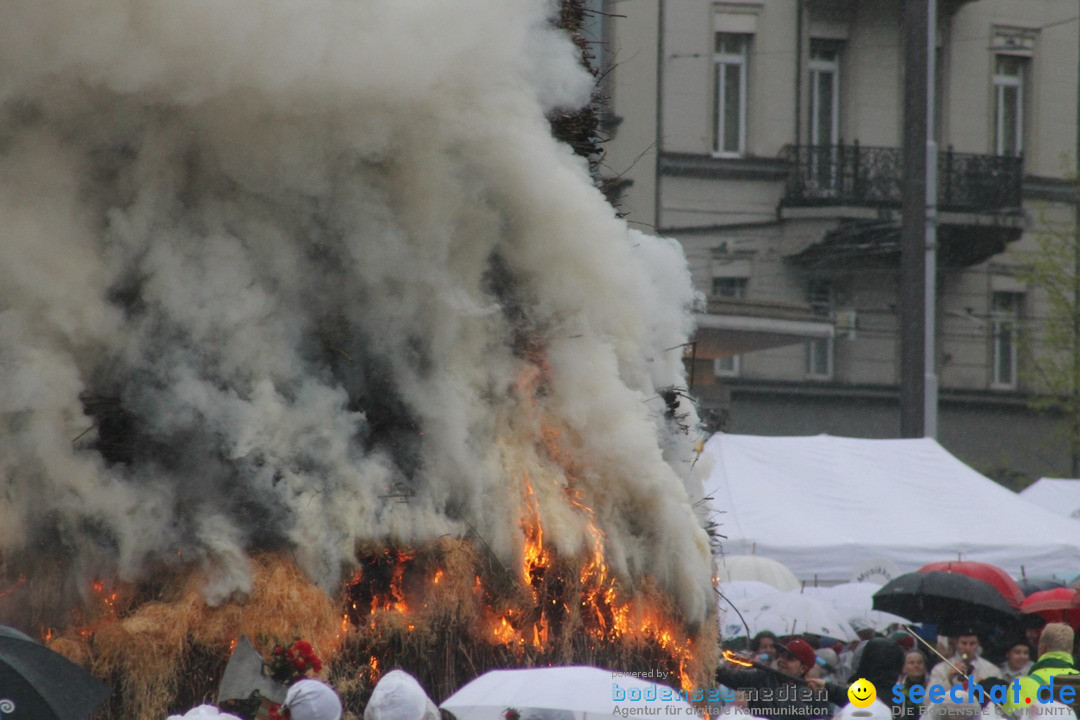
[901,0,938,438]
[1072,0,1080,475]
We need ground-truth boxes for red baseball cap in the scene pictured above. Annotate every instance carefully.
[778,638,816,674]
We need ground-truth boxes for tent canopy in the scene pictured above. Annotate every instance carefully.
[697,433,1080,583]
[1020,478,1080,521]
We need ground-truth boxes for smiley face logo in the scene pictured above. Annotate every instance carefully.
[847,678,877,708]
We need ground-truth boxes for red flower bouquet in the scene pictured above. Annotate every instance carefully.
[266,639,323,685]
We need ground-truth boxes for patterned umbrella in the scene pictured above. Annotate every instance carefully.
[0,626,111,720]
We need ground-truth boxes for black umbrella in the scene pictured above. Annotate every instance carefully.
[872,571,1020,627]
[1017,576,1066,597]
[0,625,111,720]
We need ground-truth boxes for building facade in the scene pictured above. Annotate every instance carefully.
[598,0,1080,481]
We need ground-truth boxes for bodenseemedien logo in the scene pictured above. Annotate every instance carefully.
[0,699,15,718]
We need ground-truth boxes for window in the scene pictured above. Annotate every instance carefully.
[807,279,834,314]
[806,279,834,379]
[581,0,607,75]
[808,41,840,147]
[991,291,1022,388]
[806,337,833,379]
[808,40,842,193]
[712,276,748,299]
[714,355,740,377]
[993,54,1026,156]
[713,33,749,156]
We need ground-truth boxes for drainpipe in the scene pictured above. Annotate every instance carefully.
[924,0,938,438]
[1073,0,1080,475]
[795,0,803,149]
[654,0,665,231]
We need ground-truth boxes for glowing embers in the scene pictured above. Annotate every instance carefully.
[521,473,550,590]
[721,649,755,668]
[339,538,700,692]
[91,579,122,615]
[66,578,131,640]
[344,548,420,631]
[367,655,380,684]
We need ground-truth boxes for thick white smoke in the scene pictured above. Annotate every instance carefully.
[0,0,713,623]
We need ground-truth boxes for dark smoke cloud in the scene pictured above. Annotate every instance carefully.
[0,0,714,623]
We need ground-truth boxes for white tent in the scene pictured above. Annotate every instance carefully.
[1019,478,1080,520]
[697,433,1080,583]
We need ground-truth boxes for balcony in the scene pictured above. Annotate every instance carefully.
[694,298,834,356]
[781,143,1024,269]
[782,143,1023,214]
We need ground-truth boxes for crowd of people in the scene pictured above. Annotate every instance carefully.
[167,679,344,720]
[716,620,1080,720]
[161,616,1080,720]
[167,668,444,720]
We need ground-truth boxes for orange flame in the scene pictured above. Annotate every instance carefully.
[521,472,549,588]
[330,353,704,691]
[368,655,380,684]
[722,649,754,667]
[90,579,120,614]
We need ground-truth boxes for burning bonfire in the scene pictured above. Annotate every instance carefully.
[21,499,718,717]
[16,360,718,717]
[0,0,719,717]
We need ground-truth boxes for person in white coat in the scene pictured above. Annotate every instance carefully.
[928,632,998,689]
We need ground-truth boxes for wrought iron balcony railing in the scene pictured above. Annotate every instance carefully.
[783,143,1023,214]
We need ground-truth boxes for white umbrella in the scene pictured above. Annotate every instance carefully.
[812,582,911,632]
[717,580,778,639]
[738,590,858,641]
[718,580,778,604]
[440,667,695,720]
[716,555,800,591]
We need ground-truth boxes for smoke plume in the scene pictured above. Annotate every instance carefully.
[0,0,713,626]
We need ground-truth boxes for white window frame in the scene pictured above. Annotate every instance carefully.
[806,279,834,380]
[712,276,748,299]
[714,355,741,377]
[806,338,833,380]
[991,291,1022,389]
[713,33,749,157]
[993,54,1025,157]
[580,0,607,74]
[808,43,840,147]
[807,42,841,195]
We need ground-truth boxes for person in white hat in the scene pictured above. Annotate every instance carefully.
[363,670,439,720]
[282,679,342,720]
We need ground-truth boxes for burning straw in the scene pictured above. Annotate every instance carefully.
[48,555,344,719]
[44,542,715,719]
[1,0,719,715]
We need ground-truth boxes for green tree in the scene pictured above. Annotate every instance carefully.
[1018,182,1080,476]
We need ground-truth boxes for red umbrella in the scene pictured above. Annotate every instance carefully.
[918,561,1026,609]
[1021,587,1080,628]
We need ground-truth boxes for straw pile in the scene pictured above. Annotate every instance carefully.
[48,554,344,719]
[45,541,714,720]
